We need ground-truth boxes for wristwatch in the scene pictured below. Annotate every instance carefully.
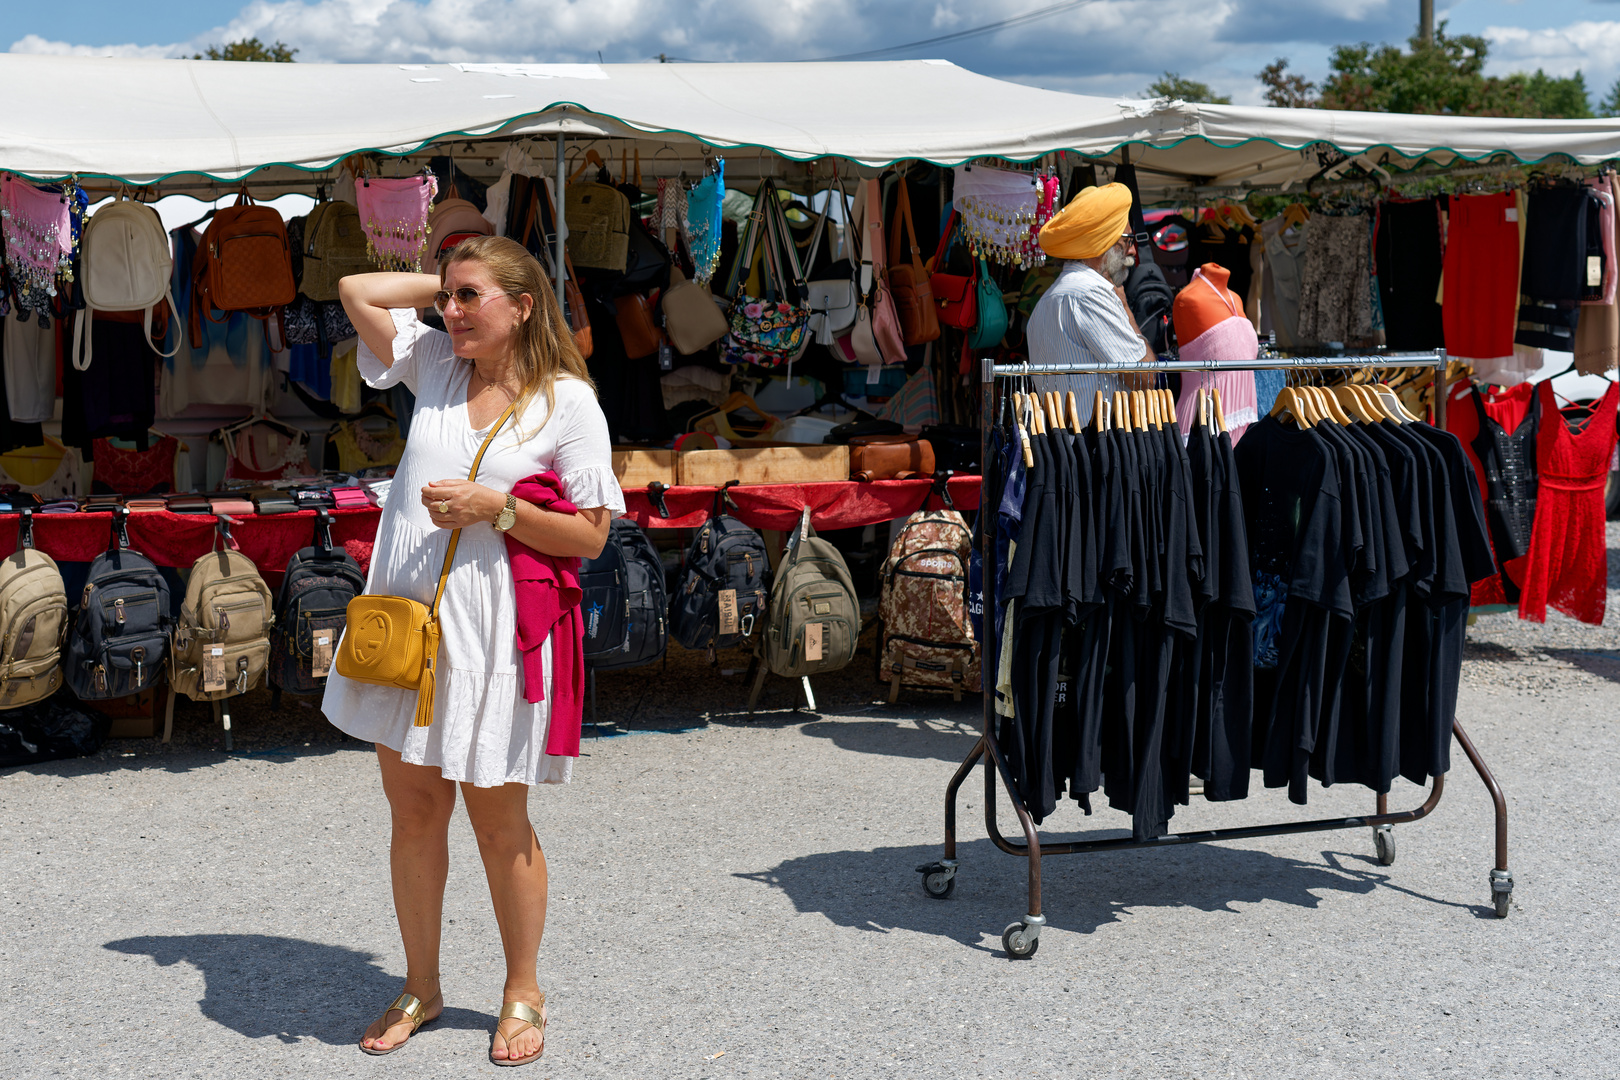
[494,494,518,532]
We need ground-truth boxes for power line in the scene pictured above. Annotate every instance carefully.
[807,0,1104,62]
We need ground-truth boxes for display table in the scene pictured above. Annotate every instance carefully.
[620,476,982,531]
[0,508,382,569]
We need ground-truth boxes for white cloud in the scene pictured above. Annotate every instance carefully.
[8,33,186,59]
[1486,19,1620,98]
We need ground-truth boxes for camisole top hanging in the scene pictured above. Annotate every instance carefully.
[0,439,84,500]
[1469,385,1539,564]
[221,421,312,482]
[1518,379,1619,625]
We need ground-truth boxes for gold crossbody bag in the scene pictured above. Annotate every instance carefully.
[335,402,516,727]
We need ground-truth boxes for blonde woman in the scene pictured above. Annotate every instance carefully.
[325,236,620,1066]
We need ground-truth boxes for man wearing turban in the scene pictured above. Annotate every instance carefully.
[1027,183,1152,417]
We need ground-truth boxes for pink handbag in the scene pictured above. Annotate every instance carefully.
[838,180,909,366]
[354,174,439,272]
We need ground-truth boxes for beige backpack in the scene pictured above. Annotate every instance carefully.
[169,540,275,703]
[0,515,68,708]
[300,201,372,301]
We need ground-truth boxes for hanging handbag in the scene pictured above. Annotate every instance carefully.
[968,259,1009,350]
[614,291,664,360]
[887,178,940,345]
[724,180,811,366]
[840,180,908,365]
[804,177,858,344]
[515,178,594,359]
[927,211,977,331]
[334,403,514,728]
[662,265,730,354]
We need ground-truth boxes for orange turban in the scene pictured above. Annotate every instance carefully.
[1038,183,1132,261]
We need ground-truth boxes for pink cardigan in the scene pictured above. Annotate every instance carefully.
[505,472,585,758]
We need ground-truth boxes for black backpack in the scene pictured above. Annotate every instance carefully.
[269,511,365,695]
[671,492,771,658]
[582,518,669,671]
[64,509,171,701]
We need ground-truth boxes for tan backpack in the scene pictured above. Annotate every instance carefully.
[169,540,275,703]
[300,200,372,302]
[0,514,68,708]
[564,181,631,271]
[877,507,979,702]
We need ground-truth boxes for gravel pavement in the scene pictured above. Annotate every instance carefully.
[5,532,1620,1078]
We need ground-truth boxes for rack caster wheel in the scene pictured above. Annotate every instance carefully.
[915,860,957,900]
[1373,825,1395,866]
[1491,869,1513,919]
[1002,920,1040,959]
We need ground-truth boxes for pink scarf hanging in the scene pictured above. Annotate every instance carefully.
[0,174,74,299]
[354,174,439,272]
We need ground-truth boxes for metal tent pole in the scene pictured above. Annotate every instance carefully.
[554,135,567,312]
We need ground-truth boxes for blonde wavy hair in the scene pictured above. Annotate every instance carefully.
[439,234,596,438]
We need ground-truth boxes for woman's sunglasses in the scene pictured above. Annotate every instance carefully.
[432,287,510,315]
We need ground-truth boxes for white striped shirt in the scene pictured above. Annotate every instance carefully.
[1025,261,1147,425]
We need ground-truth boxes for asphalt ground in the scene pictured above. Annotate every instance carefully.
[5,536,1620,1079]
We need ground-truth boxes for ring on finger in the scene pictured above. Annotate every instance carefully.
[436,500,450,514]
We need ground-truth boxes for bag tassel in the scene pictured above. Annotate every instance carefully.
[413,620,442,727]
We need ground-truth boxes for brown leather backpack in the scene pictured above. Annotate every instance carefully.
[190,188,297,348]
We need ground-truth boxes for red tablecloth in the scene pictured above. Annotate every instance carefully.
[621,476,982,531]
[0,508,382,569]
[0,477,981,572]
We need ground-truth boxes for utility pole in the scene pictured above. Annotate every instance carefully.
[1420,0,1434,43]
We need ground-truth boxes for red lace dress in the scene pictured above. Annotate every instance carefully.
[1518,379,1619,625]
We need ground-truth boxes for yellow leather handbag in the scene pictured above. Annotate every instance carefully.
[335,402,515,727]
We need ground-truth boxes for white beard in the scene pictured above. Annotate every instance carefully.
[1100,244,1133,286]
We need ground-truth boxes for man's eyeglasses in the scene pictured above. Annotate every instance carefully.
[432,287,510,315]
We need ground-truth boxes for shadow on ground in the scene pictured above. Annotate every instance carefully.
[103,934,492,1045]
[736,838,1483,953]
[1546,647,1620,684]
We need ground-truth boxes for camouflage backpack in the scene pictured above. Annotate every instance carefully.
[877,506,979,702]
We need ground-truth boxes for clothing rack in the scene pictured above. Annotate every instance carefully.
[915,348,1513,958]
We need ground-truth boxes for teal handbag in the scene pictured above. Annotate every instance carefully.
[967,259,1008,349]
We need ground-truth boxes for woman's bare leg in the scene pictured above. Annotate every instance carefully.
[460,780,548,1061]
[361,744,456,1051]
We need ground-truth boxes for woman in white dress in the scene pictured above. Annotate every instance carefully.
[324,236,621,1065]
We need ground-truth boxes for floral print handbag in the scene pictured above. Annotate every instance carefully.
[723,180,811,366]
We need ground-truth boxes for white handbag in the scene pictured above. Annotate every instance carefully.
[805,177,858,344]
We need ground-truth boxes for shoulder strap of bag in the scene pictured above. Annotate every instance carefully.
[428,401,517,619]
[851,183,873,298]
[929,210,958,273]
[725,181,771,301]
[889,178,923,269]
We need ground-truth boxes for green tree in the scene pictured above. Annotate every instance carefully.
[1144,72,1231,105]
[1258,59,1318,109]
[1261,24,1589,118]
[1601,77,1620,118]
[192,38,298,62]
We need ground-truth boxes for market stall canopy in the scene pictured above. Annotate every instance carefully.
[3,53,1618,191]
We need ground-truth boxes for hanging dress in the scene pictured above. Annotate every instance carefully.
[1518,379,1619,625]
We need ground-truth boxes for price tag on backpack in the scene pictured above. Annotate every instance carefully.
[203,646,226,692]
[658,340,674,373]
[1589,255,1603,288]
[718,589,739,636]
[805,622,824,662]
[312,632,333,678]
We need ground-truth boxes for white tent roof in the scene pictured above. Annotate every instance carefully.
[3,54,1618,192]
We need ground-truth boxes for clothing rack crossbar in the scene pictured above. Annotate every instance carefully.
[921,348,1513,957]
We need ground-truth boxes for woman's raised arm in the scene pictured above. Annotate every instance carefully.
[338,272,442,368]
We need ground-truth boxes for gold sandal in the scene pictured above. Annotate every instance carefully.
[358,992,434,1057]
[490,996,547,1067]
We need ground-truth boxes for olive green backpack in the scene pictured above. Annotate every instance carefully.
[747,508,859,712]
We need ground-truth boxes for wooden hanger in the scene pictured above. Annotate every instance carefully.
[1334,384,1379,423]
[1314,385,1354,425]
[1212,387,1227,433]
[1269,386,1312,428]
[1066,390,1081,433]
[1160,388,1177,430]
[1094,390,1108,432]
[1047,391,1063,433]
[1114,390,1130,433]
[1282,202,1311,230]
[568,148,610,183]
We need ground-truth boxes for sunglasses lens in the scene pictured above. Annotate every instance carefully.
[433,288,485,314]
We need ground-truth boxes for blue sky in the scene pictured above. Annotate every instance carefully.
[9,0,1612,106]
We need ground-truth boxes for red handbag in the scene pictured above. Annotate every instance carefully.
[927,211,976,331]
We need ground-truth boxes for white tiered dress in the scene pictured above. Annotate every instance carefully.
[321,309,623,786]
